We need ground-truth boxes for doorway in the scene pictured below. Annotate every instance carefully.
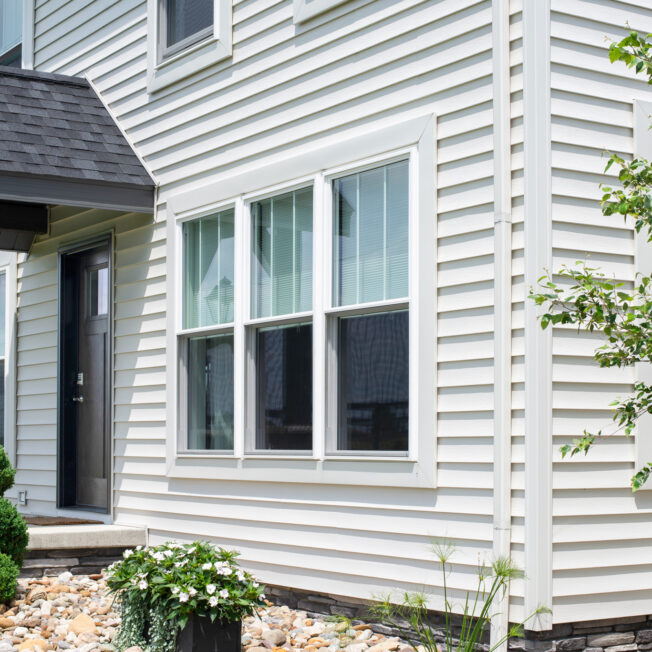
[58,241,111,512]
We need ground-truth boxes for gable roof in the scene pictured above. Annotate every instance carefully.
[0,66,154,214]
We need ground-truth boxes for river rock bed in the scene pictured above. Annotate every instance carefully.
[0,574,413,652]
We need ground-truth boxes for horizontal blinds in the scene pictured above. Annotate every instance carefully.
[333,160,409,307]
[183,209,235,329]
[252,187,313,319]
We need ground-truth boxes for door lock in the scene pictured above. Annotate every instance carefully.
[72,395,84,403]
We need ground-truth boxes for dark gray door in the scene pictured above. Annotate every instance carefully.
[59,244,110,511]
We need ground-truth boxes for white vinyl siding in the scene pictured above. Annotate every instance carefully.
[31,0,493,617]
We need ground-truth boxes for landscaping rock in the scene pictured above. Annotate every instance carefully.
[263,630,287,646]
[69,613,98,635]
[556,638,586,651]
[588,634,635,648]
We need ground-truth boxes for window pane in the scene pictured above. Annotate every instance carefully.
[166,0,213,48]
[256,323,312,450]
[333,160,409,306]
[0,0,22,57]
[184,210,234,328]
[187,333,234,450]
[252,188,313,319]
[0,272,6,357]
[338,310,408,451]
[89,267,108,317]
[0,360,4,448]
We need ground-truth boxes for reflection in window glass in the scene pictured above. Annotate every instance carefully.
[184,210,234,329]
[166,0,213,48]
[252,188,313,319]
[89,267,108,317]
[338,310,409,451]
[333,160,409,307]
[256,323,312,450]
[188,333,234,450]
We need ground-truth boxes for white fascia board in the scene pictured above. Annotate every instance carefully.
[633,99,652,483]
[522,0,553,630]
[146,0,232,94]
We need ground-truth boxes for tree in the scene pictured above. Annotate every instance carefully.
[529,30,652,491]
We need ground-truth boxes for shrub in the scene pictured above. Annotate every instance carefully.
[0,498,29,567]
[0,552,19,604]
[0,447,15,497]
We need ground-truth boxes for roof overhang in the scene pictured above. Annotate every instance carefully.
[0,201,48,252]
[0,173,155,214]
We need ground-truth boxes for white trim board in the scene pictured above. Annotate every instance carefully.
[633,98,652,484]
[165,113,437,488]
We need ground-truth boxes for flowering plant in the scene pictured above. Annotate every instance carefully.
[106,541,267,652]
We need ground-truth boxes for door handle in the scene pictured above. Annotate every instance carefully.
[72,395,84,403]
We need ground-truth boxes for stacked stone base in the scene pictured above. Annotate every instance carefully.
[20,547,128,578]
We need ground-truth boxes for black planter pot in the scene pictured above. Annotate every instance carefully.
[176,614,242,652]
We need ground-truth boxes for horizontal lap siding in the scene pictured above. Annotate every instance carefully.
[32,0,497,606]
[549,0,652,623]
[14,208,159,515]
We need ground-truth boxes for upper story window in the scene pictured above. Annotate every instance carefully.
[147,0,231,93]
[0,0,22,67]
[161,0,214,59]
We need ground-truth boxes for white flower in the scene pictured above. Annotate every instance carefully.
[172,586,180,595]
[164,550,174,558]
[209,596,218,607]
[253,582,259,588]
[123,550,133,558]
[138,580,147,590]
[236,570,245,581]
[260,594,266,600]
[219,589,229,599]
[188,587,197,597]
[206,584,216,595]
[136,546,143,551]
[179,592,189,603]
[214,561,225,569]
[202,563,212,571]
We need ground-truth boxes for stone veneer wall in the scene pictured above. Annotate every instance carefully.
[21,548,128,578]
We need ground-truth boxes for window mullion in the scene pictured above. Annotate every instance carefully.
[313,174,326,460]
[233,196,246,458]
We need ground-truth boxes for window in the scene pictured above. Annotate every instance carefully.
[161,0,213,59]
[180,209,235,451]
[0,272,5,447]
[168,114,436,487]
[0,0,21,67]
[147,0,231,93]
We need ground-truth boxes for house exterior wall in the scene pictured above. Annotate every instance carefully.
[10,0,651,630]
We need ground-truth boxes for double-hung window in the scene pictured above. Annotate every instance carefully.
[160,0,213,59]
[170,115,436,486]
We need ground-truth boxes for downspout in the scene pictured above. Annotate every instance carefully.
[491,0,512,650]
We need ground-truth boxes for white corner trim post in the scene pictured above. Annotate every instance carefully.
[21,0,35,69]
[633,99,652,483]
[491,0,512,648]
[522,0,553,631]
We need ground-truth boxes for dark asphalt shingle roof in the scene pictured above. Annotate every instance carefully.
[0,66,154,188]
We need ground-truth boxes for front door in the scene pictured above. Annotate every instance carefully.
[59,243,111,511]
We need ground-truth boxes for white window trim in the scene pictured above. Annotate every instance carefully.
[146,0,232,94]
[21,0,34,69]
[165,113,437,488]
[633,98,652,487]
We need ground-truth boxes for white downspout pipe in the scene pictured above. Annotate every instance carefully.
[491,0,512,650]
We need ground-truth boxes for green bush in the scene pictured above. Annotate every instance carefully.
[0,552,18,604]
[0,447,15,497]
[0,498,29,567]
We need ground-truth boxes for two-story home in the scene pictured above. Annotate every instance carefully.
[1,0,652,648]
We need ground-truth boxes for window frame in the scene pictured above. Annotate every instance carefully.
[147,0,232,94]
[166,114,437,487]
[0,254,16,464]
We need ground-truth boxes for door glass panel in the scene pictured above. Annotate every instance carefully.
[337,310,409,451]
[166,0,213,47]
[333,160,409,306]
[256,323,312,450]
[251,187,313,319]
[89,267,108,317]
[188,333,234,450]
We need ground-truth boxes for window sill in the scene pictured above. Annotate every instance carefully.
[167,455,434,488]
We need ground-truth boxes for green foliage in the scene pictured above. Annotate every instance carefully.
[0,552,19,604]
[0,447,15,497]
[0,498,29,567]
[369,541,549,652]
[107,540,267,652]
[529,29,652,491]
